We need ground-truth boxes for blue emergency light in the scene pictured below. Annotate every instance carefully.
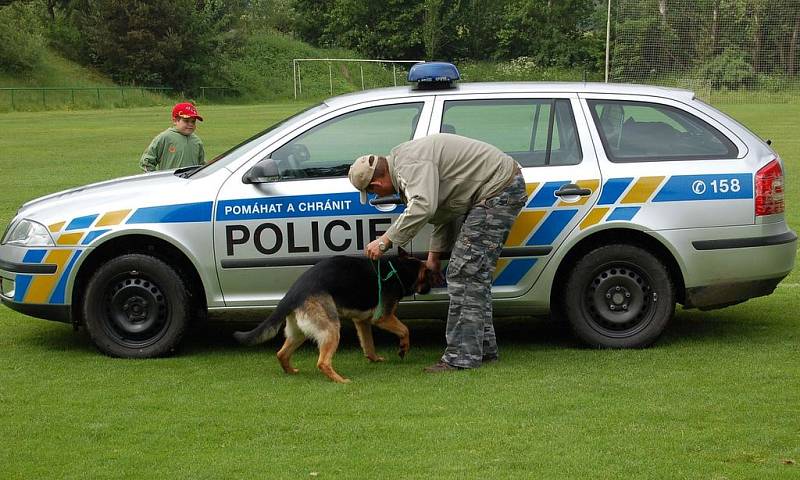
[407,62,460,90]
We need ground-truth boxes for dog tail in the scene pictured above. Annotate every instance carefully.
[233,301,292,346]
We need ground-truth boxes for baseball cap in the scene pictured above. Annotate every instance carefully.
[349,154,378,204]
[172,102,203,121]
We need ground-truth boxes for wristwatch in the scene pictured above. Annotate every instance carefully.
[378,240,387,252]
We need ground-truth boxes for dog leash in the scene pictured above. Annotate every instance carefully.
[371,260,404,321]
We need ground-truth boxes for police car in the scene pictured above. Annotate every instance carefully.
[1,62,796,357]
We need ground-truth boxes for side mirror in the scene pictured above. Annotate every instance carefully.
[243,158,280,184]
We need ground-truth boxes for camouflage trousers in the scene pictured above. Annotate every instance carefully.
[441,172,528,368]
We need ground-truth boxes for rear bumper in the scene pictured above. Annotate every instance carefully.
[683,276,787,310]
[675,227,796,310]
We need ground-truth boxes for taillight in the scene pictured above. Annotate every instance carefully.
[755,158,785,216]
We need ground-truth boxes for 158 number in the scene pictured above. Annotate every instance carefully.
[710,179,740,193]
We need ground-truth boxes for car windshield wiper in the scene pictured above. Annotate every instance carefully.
[174,165,203,178]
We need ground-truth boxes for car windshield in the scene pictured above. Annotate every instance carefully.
[181,103,328,178]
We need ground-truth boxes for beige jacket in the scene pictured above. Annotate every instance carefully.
[385,133,519,252]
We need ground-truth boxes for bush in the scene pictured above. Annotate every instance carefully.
[696,50,757,90]
[0,2,46,73]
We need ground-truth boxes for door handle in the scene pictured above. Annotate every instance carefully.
[555,184,592,197]
[369,195,403,205]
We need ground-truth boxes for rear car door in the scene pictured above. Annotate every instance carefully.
[415,93,602,300]
[214,98,433,306]
[577,94,750,231]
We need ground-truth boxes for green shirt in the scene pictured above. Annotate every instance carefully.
[140,127,205,172]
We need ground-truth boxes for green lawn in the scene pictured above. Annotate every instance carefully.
[0,103,798,479]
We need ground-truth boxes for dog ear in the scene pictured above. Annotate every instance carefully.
[397,246,408,258]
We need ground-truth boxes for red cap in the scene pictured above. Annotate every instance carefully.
[172,102,203,121]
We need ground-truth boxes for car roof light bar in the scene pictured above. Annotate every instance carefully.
[408,62,460,90]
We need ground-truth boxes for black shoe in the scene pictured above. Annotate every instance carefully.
[423,361,463,373]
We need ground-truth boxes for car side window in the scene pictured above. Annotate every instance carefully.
[271,103,424,179]
[588,100,738,162]
[440,98,582,167]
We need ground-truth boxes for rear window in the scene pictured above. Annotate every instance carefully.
[588,100,738,162]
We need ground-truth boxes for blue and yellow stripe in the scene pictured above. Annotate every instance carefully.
[18,203,212,305]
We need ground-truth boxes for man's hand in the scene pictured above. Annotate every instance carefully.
[426,251,445,287]
[366,235,391,260]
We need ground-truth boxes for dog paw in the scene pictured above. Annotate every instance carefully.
[283,367,299,374]
[398,341,409,359]
[367,355,386,362]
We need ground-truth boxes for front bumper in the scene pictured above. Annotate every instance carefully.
[0,296,71,323]
[0,242,80,323]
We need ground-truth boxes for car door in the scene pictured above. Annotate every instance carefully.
[214,98,434,306]
[414,92,602,301]
[577,94,750,231]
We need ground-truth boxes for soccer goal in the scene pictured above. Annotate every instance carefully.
[292,58,424,99]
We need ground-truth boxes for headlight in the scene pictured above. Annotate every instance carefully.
[2,219,55,246]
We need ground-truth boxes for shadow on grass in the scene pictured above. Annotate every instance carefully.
[9,300,778,359]
[194,305,774,354]
[9,321,97,356]
[181,315,582,358]
[651,300,787,348]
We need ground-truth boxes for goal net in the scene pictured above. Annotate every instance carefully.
[610,0,800,103]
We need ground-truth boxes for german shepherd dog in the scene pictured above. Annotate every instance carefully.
[233,249,432,383]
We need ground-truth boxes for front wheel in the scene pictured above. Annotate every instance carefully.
[82,254,189,358]
[563,244,675,348]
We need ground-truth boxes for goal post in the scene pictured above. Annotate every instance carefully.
[293,58,424,99]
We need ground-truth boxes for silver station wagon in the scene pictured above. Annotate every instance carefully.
[1,62,796,357]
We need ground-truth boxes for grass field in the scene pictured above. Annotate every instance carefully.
[0,103,798,479]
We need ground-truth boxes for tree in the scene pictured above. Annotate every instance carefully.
[497,0,600,67]
[67,0,244,90]
[0,2,46,73]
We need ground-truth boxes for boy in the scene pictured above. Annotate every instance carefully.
[140,102,206,172]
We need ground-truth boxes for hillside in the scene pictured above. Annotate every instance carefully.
[0,49,115,88]
[0,31,600,113]
[0,33,374,110]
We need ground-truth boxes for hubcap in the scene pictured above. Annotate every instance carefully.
[103,273,169,346]
[584,265,654,337]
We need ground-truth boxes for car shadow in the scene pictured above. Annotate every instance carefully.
[11,304,775,358]
[11,322,98,355]
[179,314,579,357]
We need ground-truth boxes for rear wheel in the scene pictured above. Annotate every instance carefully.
[82,254,189,358]
[563,244,675,348]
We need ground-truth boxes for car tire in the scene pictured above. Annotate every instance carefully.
[82,254,189,358]
[563,244,675,348]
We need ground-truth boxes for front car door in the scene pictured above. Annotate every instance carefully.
[214,98,433,306]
